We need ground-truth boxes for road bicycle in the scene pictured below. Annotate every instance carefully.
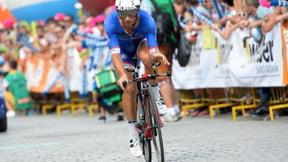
[123,60,171,162]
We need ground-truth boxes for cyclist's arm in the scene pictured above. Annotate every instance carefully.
[144,18,159,54]
[111,51,126,76]
[105,33,128,89]
[104,18,127,78]
[144,21,170,65]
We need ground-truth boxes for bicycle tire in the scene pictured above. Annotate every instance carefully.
[137,95,152,162]
[148,96,165,162]
[142,135,152,162]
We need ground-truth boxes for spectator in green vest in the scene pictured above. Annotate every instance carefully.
[4,60,33,113]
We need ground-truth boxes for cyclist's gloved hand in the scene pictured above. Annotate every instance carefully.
[117,74,129,91]
[151,52,170,65]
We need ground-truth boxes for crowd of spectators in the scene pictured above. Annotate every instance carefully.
[0,4,115,118]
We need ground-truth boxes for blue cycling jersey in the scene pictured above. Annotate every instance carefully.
[104,10,159,64]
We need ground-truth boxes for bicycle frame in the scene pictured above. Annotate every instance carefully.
[136,77,154,140]
[124,58,167,162]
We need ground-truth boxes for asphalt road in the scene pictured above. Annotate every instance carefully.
[1,112,288,162]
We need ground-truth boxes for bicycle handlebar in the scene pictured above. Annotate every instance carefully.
[122,72,171,88]
[125,62,162,73]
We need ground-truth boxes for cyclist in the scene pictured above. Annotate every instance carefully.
[104,0,170,157]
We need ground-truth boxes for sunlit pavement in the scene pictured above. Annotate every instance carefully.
[1,112,288,162]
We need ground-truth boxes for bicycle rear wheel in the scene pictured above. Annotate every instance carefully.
[137,96,152,162]
[148,97,165,162]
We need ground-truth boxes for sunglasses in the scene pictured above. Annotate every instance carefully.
[238,13,248,17]
[117,9,139,18]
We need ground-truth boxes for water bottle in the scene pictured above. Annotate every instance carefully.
[249,17,263,43]
[251,27,262,42]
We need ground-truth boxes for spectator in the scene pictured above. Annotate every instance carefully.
[239,0,272,117]
[63,14,75,31]
[45,18,58,44]
[3,60,33,114]
[92,15,107,37]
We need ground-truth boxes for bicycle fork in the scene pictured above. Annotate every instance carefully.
[138,99,153,140]
[143,100,153,140]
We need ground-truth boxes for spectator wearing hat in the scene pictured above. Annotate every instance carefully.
[92,15,106,36]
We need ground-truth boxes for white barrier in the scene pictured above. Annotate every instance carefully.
[172,23,285,89]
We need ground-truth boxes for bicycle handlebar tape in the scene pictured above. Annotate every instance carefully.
[189,6,215,26]
[270,0,288,7]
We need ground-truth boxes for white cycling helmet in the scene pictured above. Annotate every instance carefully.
[115,0,141,18]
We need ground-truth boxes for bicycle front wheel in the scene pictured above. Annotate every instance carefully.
[149,97,165,162]
[137,96,152,162]
[142,134,152,162]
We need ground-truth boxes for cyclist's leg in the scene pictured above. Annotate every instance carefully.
[115,64,142,156]
[113,43,139,122]
[114,53,138,130]
[137,40,157,85]
[112,46,142,156]
[138,41,168,115]
[114,65,137,121]
[157,44,181,121]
